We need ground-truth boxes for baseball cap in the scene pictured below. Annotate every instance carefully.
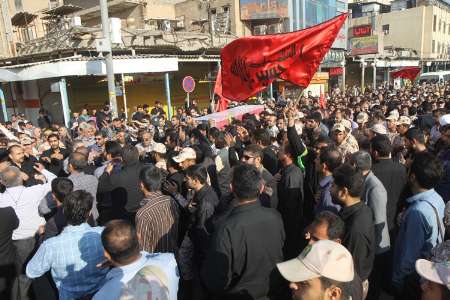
[332,123,346,133]
[439,114,450,127]
[386,113,398,121]
[416,241,450,290]
[151,143,166,154]
[356,112,369,124]
[341,119,352,131]
[397,116,412,126]
[277,240,354,283]
[173,147,196,163]
[370,123,387,135]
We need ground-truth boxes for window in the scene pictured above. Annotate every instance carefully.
[434,15,437,32]
[439,20,441,32]
[382,24,389,35]
[432,40,435,53]
[448,24,450,34]
[438,42,441,54]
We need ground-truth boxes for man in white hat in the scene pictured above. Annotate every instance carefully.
[368,123,387,140]
[416,240,450,300]
[151,143,167,171]
[331,123,359,159]
[439,113,450,139]
[385,113,399,144]
[173,147,196,171]
[277,240,355,300]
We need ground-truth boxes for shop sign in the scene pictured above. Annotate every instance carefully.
[352,25,372,37]
[329,67,343,76]
[350,35,378,55]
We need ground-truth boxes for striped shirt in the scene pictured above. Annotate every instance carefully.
[136,192,179,254]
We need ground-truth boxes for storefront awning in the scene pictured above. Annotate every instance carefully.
[375,60,420,68]
[0,56,179,82]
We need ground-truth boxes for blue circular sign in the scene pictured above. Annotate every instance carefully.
[182,76,196,93]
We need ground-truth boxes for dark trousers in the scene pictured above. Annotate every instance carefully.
[367,251,395,300]
[0,264,16,300]
[12,237,36,300]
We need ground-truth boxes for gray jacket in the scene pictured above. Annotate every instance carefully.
[363,171,390,254]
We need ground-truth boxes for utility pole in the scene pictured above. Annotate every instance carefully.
[361,58,365,93]
[100,0,118,117]
[373,58,377,89]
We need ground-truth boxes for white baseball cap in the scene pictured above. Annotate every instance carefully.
[151,143,166,154]
[416,259,450,290]
[370,123,387,135]
[277,240,354,283]
[439,114,450,127]
[173,147,196,163]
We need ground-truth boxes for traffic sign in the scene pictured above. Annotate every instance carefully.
[182,76,196,93]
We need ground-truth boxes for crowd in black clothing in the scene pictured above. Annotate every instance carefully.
[0,82,450,300]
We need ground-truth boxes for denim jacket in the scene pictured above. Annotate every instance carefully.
[392,189,445,288]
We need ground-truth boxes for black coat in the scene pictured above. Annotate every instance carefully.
[40,148,70,176]
[277,163,304,259]
[372,158,408,232]
[0,207,18,266]
[201,201,285,300]
[98,162,146,213]
[339,201,376,281]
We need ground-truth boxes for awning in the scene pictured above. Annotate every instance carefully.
[375,60,420,68]
[44,4,83,16]
[0,69,21,81]
[0,56,179,82]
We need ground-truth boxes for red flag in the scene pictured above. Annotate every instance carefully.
[221,14,347,101]
[213,68,230,112]
[390,67,421,81]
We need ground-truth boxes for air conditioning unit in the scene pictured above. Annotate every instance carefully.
[161,20,171,32]
[253,25,267,35]
[70,16,82,28]
[267,23,282,34]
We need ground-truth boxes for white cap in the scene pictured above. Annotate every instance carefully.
[277,240,354,283]
[370,123,387,135]
[397,116,412,126]
[356,112,369,124]
[151,143,166,154]
[416,259,450,290]
[439,114,450,127]
[173,147,196,163]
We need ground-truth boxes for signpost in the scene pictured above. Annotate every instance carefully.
[182,76,195,108]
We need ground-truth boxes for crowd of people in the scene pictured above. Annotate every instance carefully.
[0,81,449,300]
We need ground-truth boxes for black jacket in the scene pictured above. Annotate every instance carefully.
[372,158,408,232]
[339,201,376,281]
[98,162,146,213]
[262,146,278,176]
[40,148,70,176]
[201,201,285,300]
[0,207,18,266]
[277,163,304,259]
[189,185,219,265]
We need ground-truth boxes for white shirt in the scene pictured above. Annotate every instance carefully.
[0,169,56,240]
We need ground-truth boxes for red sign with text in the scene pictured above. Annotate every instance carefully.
[328,67,343,76]
[352,25,371,37]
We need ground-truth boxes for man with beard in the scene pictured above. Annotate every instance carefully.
[332,164,375,297]
[8,144,40,186]
[277,240,355,300]
[40,134,70,176]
